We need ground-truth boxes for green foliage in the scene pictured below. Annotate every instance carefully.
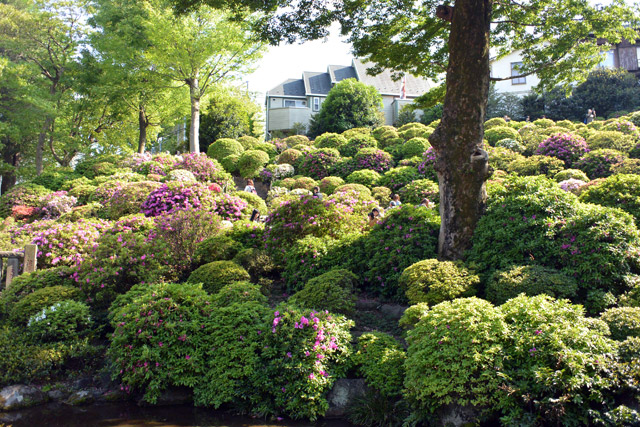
[11,285,83,325]
[318,176,345,194]
[253,305,354,420]
[485,117,508,129]
[576,149,627,179]
[232,248,277,282]
[106,181,161,219]
[485,126,522,145]
[193,234,244,266]
[486,146,525,171]
[371,186,391,206]
[401,137,431,158]
[587,131,636,153]
[237,150,269,178]
[495,138,525,153]
[404,298,507,418]
[31,168,80,191]
[207,138,245,161]
[485,265,578,305]
[187,260,251,294]
[339,134,378,157]
[506,154,565,177]
[345,169,381,188]
[209,281,267,307]
[27,300,92,342]
[570,69,640,120]
[288,269,358,314]
[600,307,640,341]
[353,332,405,397]
[308,79,383,137]
[398,179,439,205]
[398,303,430,330]
[315,132,348,149]
[399,259,479,305]
[578,174,640,222]
[0,267,73,317]
[499,295,619,425]
[334,183,371,196]
[554,168,589,182]
[0,183,51,217]
[234,190,268,215]
[276,148,302,165]
[377,166,420,191]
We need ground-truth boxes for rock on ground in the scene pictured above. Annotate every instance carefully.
[325,379,367,418]
[0,385,46,411]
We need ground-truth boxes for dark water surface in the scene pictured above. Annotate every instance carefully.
[0,403,354,427]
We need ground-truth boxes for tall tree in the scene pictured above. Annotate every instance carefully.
[172,0,638,260]
[0,0,88,174]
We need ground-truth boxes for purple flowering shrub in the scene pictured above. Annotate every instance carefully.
[575,149,627,178]
[119,153,153,170]
[602,120,639,136]
[254,305,353,420]
[210,193,248,221]
[228,219,265,249]
[296,148,342,179]
[172,153,232,186]
[154,209,222,277]
[105,181,162,219]
[352,148,394,174]
[12,219,111,268]
[91,181,125,207]
[37,191,77,219]
[141,182,216,217]
[536,133,589,167]
[263,193,369,260]
[417,147,438,180]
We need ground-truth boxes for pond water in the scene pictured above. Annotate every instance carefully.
[0,403,354,427]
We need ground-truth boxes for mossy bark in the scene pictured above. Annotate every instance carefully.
[429,0,491,260]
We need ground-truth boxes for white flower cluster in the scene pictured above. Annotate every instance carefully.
[266,186,289,205]
[273,164,295,179]
[166,169,197,182]
[27,302,61,327]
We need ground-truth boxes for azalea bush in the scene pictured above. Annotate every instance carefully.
[399,259,479,305]
[353,332,406,398]
[0,183,51,217]
[141,182,216,217]
[172,153,232,186]
[578,173,640,221]
[377,166,420,191]
[398,179,439,205]
[105,181,161,219]
[576,149,627,178]
[37,191,77,219]
[535,132,589,167]
[27,300,92,342]
[288,269,358,314]
[296,148,342,179]
[417,147,438,180]
[352,147,394,173]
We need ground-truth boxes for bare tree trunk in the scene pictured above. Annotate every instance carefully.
[35,116,53,175]
[1,140,19,194]
[188,78,200,153]
[138,104,148,153]
[429,0,492,260]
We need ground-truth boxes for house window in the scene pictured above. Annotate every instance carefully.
[313,97,320,112]
[598,50,615,69]
[511,62,526,85]
[284,99,306,108]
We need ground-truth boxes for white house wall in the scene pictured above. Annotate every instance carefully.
[268,107,313,131]
[491,51,540,96]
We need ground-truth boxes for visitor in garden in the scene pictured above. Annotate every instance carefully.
[244,179,257,194]
[585,108,595,124]
[250,209,260,222]
[372,207,382,218]
[389,194,402,208]
[367,211,376,227]
[417,198,433,209]
[503,115,511,122]
[312,186,323,200]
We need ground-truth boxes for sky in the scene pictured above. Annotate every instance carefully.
[243,24,354,104]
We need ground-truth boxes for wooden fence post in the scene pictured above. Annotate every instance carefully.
[24,244,37,274]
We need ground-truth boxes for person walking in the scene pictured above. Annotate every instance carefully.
[244,179,257,194]
[389,194,402,209]
[585,109,594,124]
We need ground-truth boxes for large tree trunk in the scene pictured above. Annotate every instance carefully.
[1,140,19,195]
[138,104,148,154]
[429,0,492,260]
[35,116,53,175]
[188,78,200,153]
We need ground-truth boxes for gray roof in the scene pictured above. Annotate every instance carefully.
[266,59,432,98]
[303,71,333,95]
[328,64,357,83]
[353,59,432,96]
[266,78,306,97]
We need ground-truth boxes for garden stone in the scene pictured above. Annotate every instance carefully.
[379,303,406,319]
[73,376,93,389]
[47,389,69,401]
[437,403,479,427]
[325,379,367,417]
[65,389,95,406]
[0,385,46,411]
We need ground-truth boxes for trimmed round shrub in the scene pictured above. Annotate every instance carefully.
[237,150,270,178]
[36,190,77,219]
[377,166,420,191]
[486,146,525,171]
[339,134,378,157]
[484,126,522,145]
[212,193,248,221]
[319,176,345,194]
[345,169,381,188]
[173,153,232,185]
[237,135,260,149]
[587,131,636,153]
[495,138,525,153]
[207,138,244,161]
[576,149,627,178]
[232,248,277,282]
[371,186,391,206]
[600,307,640,340]
[255,142,278,159]
[31,168,80,191]
[297,148,342,179]
[484,117,508,129]
[485,265,578,305]
[353,332,405,397]
[0,267,73,317]
[10,285,82,325]
[373,126,402,148]
[283,135,310,146]
[601,120,638,136]
[333,183,371,197]
[404,298,507,420]
[578,174,640,221]
[277,148,303,165]
[402,137,431,158]
[186,261,251,294]
[141,182,215,217]
[507,155,565,177]
[398,179,439,205]
[399,259,479,305]
[342,127,371,139]
[27,300,91,342]
[210,281,267,307]
[165,169,197,182]
[612,158,640,174]
[288,269,358,314]
[555,119,575,129]
[536,133,589,167]
[220,154,240,173]
[558,178,588,194]
[106,181,161,219]
[533,118,555,128]
[554,169,589,182]
[0,183,51,217]
[499,295,619,425]
[315,133,348,149]
[193,235,243,266]
[292,176,318,191]
[398,122,430,140]
[234,190,267,215]
[352,148,394,173]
